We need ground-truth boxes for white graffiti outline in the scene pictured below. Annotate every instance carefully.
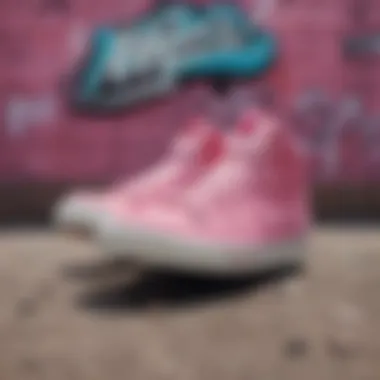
[293,89,379,179]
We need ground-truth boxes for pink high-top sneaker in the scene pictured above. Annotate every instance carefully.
[52,118,223,234]
[98,108,262,217]
[97,109,311,276]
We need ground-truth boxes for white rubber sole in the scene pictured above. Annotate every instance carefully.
[51,198,102,235]
[97,216,308,277]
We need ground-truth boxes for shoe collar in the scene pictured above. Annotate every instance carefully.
[171,117,224,164]
[229,108,280,158]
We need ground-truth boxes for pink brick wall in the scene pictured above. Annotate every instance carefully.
[0,0,379,184]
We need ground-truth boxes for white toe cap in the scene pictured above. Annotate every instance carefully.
[52,195,102,230]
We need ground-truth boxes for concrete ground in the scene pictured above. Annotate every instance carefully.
[0,226,379,380]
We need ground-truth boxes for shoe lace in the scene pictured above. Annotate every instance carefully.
[184,118,280,211]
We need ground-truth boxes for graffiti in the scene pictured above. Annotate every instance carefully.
[1,0,380,184]
[291,89,380,180]
[344,34,380,59]
[69,3,277,112]
[5,96,57,138]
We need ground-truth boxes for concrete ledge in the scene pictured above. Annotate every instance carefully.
[0,183,379,224]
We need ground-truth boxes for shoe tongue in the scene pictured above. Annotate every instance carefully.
[232,109,280,157]
[172,117,212,154]
[197,129,224,164]
[234,109,263,136]
[173,118,223,163]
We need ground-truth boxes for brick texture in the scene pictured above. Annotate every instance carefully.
[0,0,379,184]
